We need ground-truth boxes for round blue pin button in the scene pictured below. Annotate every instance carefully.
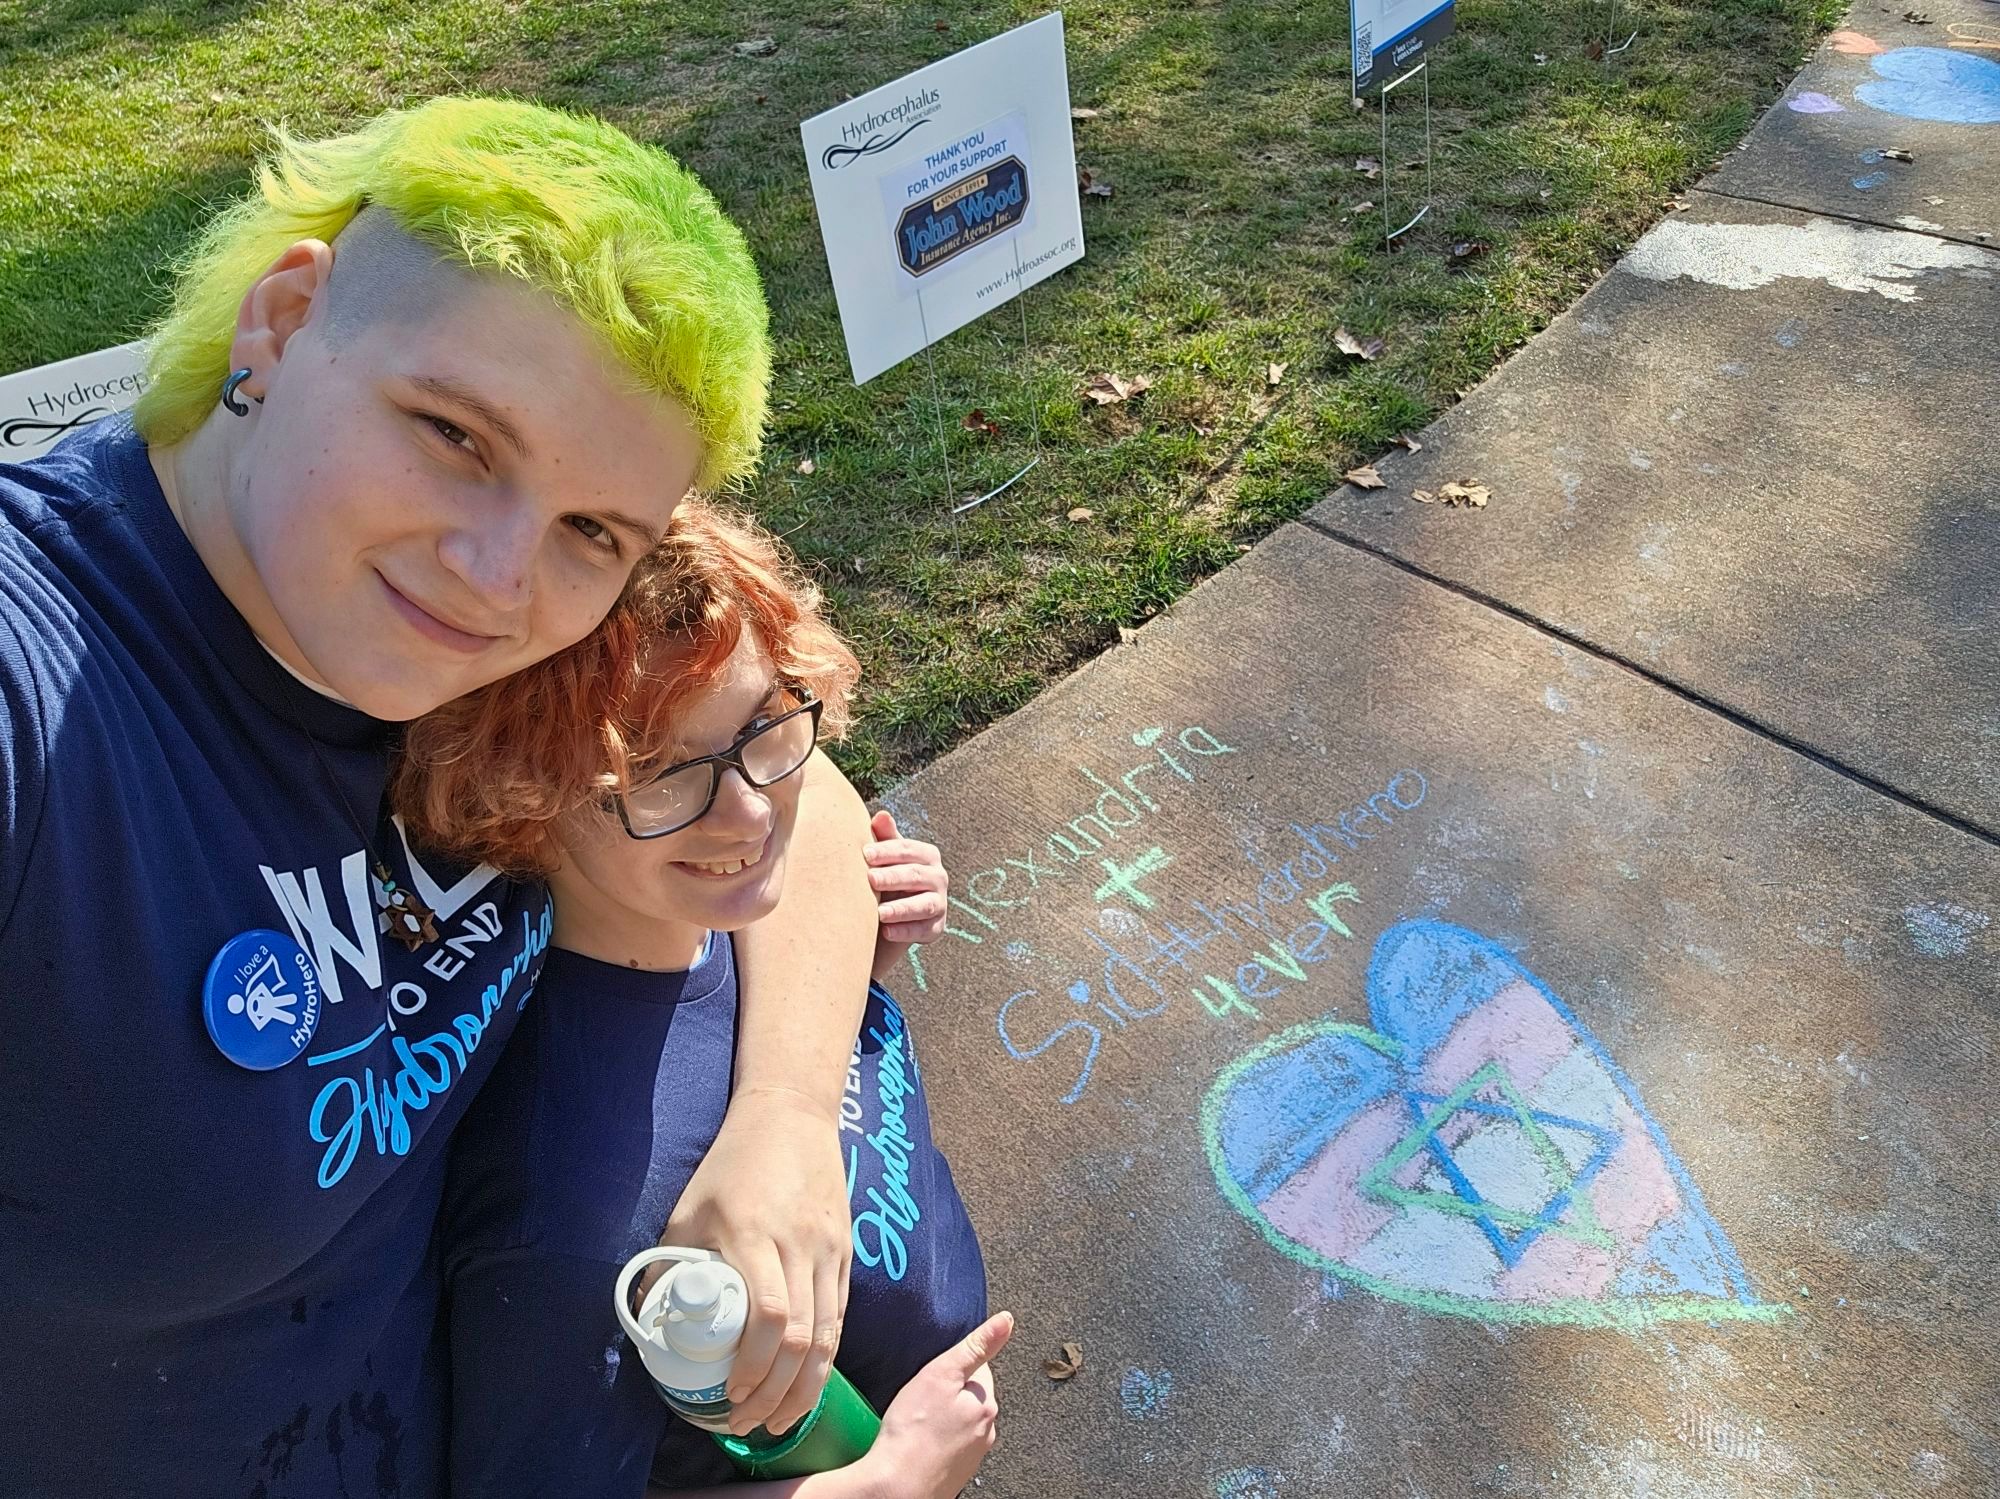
[202,930,323,1071]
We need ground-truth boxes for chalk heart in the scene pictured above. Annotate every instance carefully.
[1204,920,1782,1329]
[1857,47,2000,125]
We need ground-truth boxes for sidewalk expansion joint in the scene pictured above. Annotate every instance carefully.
[1296,514,2000,852]
[1690,186,1991,252]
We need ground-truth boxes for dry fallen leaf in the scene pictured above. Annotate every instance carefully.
[1235,543,1252,552]
[796,457,816,475]
[1903,9,1932,23]
[1334,327,1386,362]
[934,18,949,31]
[1116,625,1139,645]
[755,93,768,105]
[1539,188,1553,200]
[1349,199,1376,216]
[1413,489,1437,504]
[1438,480,1491,508]
[849,556,866,574]
[1078,168,1114,198]
[1879,147,1914,163]
[1043,1342,1085,1380]
[1664,197,1690,211]
[1585,39,1606,60]
[1070,106,1101,120]
[1533,52,1549,65]
[1354,156,1381,179]
[732,36,778,57]
[1925,195,1946,206]
[1345,464,1388,490]
[1448,239,1492,265]
[1266,361,1289,388]
[1391,432,1422,452]
[1067,506,1094,522]
[962,409,999,437]
[1083,371,1152,406]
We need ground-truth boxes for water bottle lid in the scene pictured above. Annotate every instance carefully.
[661,1258,747,1361]
[669,1262,726,1318]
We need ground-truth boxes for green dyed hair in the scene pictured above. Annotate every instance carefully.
[132,95,771,491]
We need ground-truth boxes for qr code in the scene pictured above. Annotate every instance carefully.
[1356,20,1373,67]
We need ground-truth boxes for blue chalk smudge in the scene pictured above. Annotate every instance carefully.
[1216,1467,1280,1499]
[1852,171,1890,190]
[1904,901,1990,958]
[1120,1367,1173,1419]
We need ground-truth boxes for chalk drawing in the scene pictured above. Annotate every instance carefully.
[1620,217,1994,304]
[1118,1367,1173,1419]
[1852,171,1890,190]
[1948,23,2000,55]
[1214,1467,1281,1499]
[1787,91,1844,114]
[1204,920,1782,1328]
[1857,48,2000,125]
[1830,30,1884,57]
[1903,900,1989,958]
[987,764,1424,1103]
[1094,846,1174,911]
[950,724,1239,928]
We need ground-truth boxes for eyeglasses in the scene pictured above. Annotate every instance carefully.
[614,691,823,840]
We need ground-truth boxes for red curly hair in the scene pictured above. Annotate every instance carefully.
[395,500,860,876]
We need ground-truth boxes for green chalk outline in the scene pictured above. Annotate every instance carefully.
[1200,1018,1789,1330]
[1359,1060,1616,1251]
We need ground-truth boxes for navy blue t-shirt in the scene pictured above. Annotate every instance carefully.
[440,936,987,1497]
[0,419,551,1497]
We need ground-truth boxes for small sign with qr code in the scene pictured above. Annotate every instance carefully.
[1351,0,1454,94]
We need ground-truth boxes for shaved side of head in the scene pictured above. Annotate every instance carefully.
[320,207,479,345]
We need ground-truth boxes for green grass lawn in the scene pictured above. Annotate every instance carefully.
[0,0,1839,792]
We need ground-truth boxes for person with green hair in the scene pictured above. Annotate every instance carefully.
[0,95,898,1495]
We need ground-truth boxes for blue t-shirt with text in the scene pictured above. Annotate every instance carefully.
[440,936,987,1497]
[0,419,549,1497]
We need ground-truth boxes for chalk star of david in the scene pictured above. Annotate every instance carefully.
[1360,1060,1621,1268]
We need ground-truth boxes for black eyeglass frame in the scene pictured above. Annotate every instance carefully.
[613,691,824,841]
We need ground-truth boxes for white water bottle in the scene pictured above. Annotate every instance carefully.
[615,1244,882,1478]
[614,1246,746,1432]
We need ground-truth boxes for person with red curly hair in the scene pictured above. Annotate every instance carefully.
[397,503,1003,1499]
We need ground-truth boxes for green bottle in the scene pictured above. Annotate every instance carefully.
[616,1247,881,1478]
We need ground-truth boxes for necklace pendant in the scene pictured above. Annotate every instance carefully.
[376,866,440,952]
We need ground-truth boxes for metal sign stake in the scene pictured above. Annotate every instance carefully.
[1606,0,1638,58]
[1380,60,1434,248]
[913,234,1046,519]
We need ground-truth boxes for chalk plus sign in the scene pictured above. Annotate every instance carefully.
[1094,846,1172,911]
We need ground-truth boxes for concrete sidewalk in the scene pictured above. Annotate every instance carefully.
[880,12,1999,1496]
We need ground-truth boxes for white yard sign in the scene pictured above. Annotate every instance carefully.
[1351,0,1454,94]
[801,13,1085,386]
[0,341,149,463]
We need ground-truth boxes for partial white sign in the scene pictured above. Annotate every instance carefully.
[0,341,149,463]
[801,13,1085,386]
[1351,0,1454,94]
